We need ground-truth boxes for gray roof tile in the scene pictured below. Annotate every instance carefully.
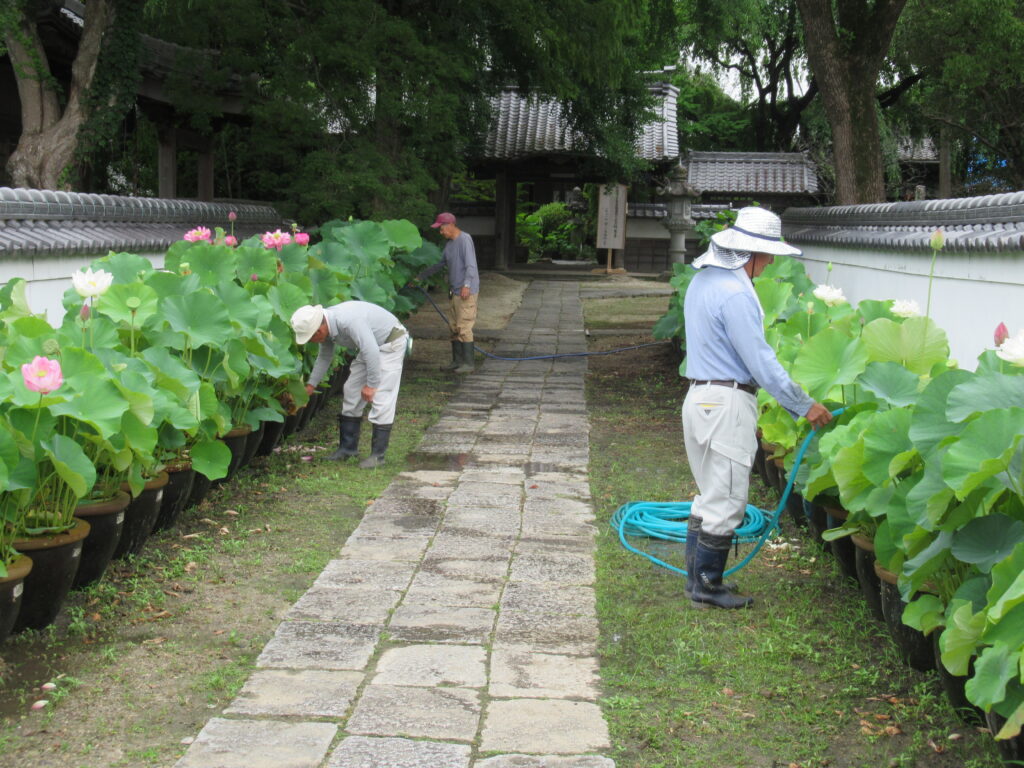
[687,151,819,194]
[782,192,1024,252]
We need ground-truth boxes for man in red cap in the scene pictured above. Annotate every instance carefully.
[415,212,480,373]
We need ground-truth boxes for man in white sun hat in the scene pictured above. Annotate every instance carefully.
[682,206,832,609]
[291,301,410,469]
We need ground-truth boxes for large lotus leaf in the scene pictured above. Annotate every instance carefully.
[790,327,868,401]
[860,408,917,486]
[183,242,238,286]
[189,346,229,386]
[966,644,1020,710]
[942,408,1024,499]
[41,433,96,499]
[857,361,921,407]
[140,347,200,401]
[940,599,987,675]
[145,270,197,300]
[221,338,252,392]
[161,239,192,274]
[0,278,33,319]
[779,307,832,341]
[902,593,945,634]
[121,410,158,460]
[832,439,873,511]
[909,368,973,453]
[754,279,794,326]
[0,421,19,473]
[277,240,310,273]
[246,332,299,379]
[861,316,949,375]
[309,268,350,306]
[401,241,444,270]
[992,687,1024,739]
[235,246,278,284]
[94,251,154,284]
[150,387,199,433]
[380,219,422,253]
[946,372,1024,424]
[759,253,814,294]
[6,315,56,367]
[351,275,392,307]
[4,368,72,409]
[266,282,311,324]
[906,456,956,529]
[900,529,953,599]
[858,299,895,324]
[986,541,1024,621]
[189,437,231,481]
[95,282,159,329]
[109,366,157,427]
[161,292,233,349]
[213,280,262,331]
[952,514,1024,573]
[331,220,391,272]
[49,377,128,439]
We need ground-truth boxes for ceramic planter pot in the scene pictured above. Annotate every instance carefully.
[0,554,33,644]
[240,422,266,468]
[73,490,131,588]
[875,560,935,672]
[114,471,169,559]
[153,462,196,532]
[851,533,884,622]
[822,503,858,584]
[13,519,90,631]
[214,425,252,487]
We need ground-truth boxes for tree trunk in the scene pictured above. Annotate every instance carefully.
[796,0,906,204]
[5,0,113,189]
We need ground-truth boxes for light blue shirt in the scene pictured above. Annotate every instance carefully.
[684,266,813,418]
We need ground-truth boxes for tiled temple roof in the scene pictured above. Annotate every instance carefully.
[782,192,1024,252]
[0,188,282,257]
[686,151,819,195]
[483,83,679,162]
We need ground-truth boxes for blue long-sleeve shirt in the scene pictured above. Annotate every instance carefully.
[684,266,813,419]
[418,232,479,293]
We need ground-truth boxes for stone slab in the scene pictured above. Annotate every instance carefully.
[256,622,380,670]
[388,604,495,644]
[509,553,595,586]
[448,482,525,508]
[224,669,363,717]
[327,736,471,768]
[351,514,439,539]
[479,700,610,753]
[373,644,487,688]
[313,559,417,592]
[419,555,510,583]
[514,535,595,557]
[500,583,596,617]
[404,574,504,608]
[489,649,600,700]
[340,535,429,561]
[429,534,515,561]
[175,718,336,768]
[346,684,480,741]
[494,611,599,654]
[473,756,614,768]
[285,586,399,624]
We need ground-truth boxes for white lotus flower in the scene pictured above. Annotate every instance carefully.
[812,284,847,307]
[891,299,921,318]
[71,268,113,298]
[996,329,1024,367]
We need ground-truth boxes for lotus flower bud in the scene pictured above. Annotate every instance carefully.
[228,211,237,222]
[79,304,90,320]
[224,235,238,247]
[294,232,310,246]
[930,228,945,251]
[995,322,1010,347]
[251,273,259,282]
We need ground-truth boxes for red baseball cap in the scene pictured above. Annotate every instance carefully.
[430,212,456,228]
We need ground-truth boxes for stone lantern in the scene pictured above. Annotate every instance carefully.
[658,162,701,265]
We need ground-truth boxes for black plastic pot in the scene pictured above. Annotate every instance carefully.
[877,562,935,672]
[932,634,984,726]
[824,504,858,583]
[114,471,169,559]
[186,472,213,510]
[297,393,319,432]
[153,464,196,532]
[73,491,130,587]
[0,555,32,643]
[214,426,251,487]
[240,422,266,468]
[851,533,884,622]
[803,498,830,546]
[13,519,90,631]
[985,710,1024,761]
[255,419,286,457]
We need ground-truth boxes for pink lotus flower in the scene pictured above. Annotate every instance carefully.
[184,227,212,242]
[261,229,292,251]
[224,235,238,247]
[294,232,310,246]
[250,273,259,282]
[995,322,1010,347]
[228,211,237,222]
[22,356,63,394]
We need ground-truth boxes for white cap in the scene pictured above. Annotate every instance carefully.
[290,304,325,344]
[693,207,801,269]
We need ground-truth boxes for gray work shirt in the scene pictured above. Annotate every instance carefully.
[420,231,479,294]
[308,301,402,389]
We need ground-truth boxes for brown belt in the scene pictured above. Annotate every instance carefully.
[689,379,758,396]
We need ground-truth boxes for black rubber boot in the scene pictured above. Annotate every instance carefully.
[691,533,753,609]
[454,341,475,374]
[684,516,739,597]
[327,416,361,460]
[440,341,461,371]
[358,423,392,468]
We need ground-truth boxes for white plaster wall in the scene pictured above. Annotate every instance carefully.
[796,246,1024,369]
[1,252,166,327]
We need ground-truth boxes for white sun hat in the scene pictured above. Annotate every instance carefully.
[291,304,325,344]
[693,206,801,269]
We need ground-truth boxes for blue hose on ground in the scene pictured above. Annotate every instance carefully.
[612,408,845,578]
[416,287,671,361]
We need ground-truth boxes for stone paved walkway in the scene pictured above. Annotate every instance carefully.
[175,280,613,768]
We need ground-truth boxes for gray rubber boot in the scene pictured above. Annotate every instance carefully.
[453,341,475,374]
[691,532,753,609]
[327,416,361,460]
[440,341,461,371]
[358,423,392,468]
[684,516,738,597]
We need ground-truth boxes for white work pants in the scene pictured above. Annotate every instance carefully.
[341,331,408,425]
[682,383,758,538]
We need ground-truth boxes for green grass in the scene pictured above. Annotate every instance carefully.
[583,295,671,330]
[583,333,1002,768]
